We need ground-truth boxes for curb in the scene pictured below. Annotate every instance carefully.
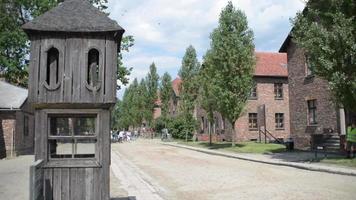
[162,142,356,177]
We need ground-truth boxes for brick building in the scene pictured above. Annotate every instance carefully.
[195,52,290,142]
[0,81,34,158]
[170,77,182,117]
[279,36,348,149]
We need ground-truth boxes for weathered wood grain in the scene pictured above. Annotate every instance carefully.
[30,160,44,200]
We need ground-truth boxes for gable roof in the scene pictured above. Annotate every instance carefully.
[0,81,28,109]
[254,52,288,77]
[279,34,292,53]
[172,77,182,96]
[22,0,124,34]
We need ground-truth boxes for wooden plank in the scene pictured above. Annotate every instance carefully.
[28,35,41,103]
[70,168,77,200]
[101,110,110,200]
[93,168,101,200]
[43,159,100,168]
[29,160,44,200]
[80,35,90,103]
[76,168,86,199]
[104,37,117,103]
[42,110,48,160]
[61,168,70,200]
[52,168,61,200]
[44,168,53,200]
[85,168,94,200]
[70,37,83,102]
[34,111,41,161]
[39,36,48,103]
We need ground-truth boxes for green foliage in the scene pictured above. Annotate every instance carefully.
[145,62,159,125]
[178,45,201,141]
[117,35,134,89]
[291,0,356,111]
[199,64,216,125]
[179,45,200,114]
[0,0,132,89]
[160,72,173,117]
[166,114,197,140]
[153,116,168,134]
[204,1,255,127]
[114,64,160,130]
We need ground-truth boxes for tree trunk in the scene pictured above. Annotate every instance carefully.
[231,121,236,147]
[185,130,188,142]
[209,121,212,146]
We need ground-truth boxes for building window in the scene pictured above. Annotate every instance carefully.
[275,113,284,129]
[46,47,59,87]
[48,115,97,159]
[24,115,29,136]
[305,55,313,77]
[274,83,283,99]
[87,49,100,88]
[249,83,257,99]
[248,113,258,130]
[307,100,317,125]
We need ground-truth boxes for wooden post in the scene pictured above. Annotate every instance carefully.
[29,160,44,200]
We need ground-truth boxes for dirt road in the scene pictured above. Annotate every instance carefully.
[111,139,356,200]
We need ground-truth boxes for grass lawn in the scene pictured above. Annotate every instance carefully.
[177,141,286,154]
[318,157,356,168]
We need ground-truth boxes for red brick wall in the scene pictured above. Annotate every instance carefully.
[0,111,34,158]
[196,76,290,143]
[286,41,339,149]
[235,77,290,142]
[0,113,16,158]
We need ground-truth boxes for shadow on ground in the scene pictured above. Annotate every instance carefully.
[111,197,137,200]
[268,150,346,163]
[198,142,245,149]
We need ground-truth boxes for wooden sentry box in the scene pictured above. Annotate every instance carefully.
[22,0,124,199]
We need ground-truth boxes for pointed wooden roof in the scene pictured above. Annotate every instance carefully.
[22,0,124,34]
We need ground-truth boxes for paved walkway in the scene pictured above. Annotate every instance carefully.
[0,155,34,200]
[164,142,356,176]
[112,139,356,200]
[111,148,165,200]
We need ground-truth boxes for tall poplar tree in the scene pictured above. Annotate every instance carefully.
[204,2,255,146]
[179,45,200,141]
[145,62,159,126]
[160,72,173,117]
[199,63,217,145]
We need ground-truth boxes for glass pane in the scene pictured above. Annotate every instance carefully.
[73,117,96,136]
[49,139,73,158]
[74,139,96,158]
[50,116,96,136]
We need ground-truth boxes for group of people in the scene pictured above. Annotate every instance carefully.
[111,130,139,143]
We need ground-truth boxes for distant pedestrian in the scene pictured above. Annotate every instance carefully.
[118,130,124,143]
[127,131,131,142]
[346,120,356,158]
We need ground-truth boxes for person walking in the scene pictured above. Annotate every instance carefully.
[346,120,356,158]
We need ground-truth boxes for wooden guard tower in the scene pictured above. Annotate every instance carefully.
[22,0,124,199]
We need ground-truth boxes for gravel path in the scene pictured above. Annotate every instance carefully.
[111,139,356,200]
[0,155,34,200]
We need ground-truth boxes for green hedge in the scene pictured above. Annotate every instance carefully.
[154,114,197,140]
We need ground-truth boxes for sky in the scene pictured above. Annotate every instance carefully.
[106,0,306,99]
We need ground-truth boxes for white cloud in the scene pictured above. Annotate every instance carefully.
[107,0,305,99]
